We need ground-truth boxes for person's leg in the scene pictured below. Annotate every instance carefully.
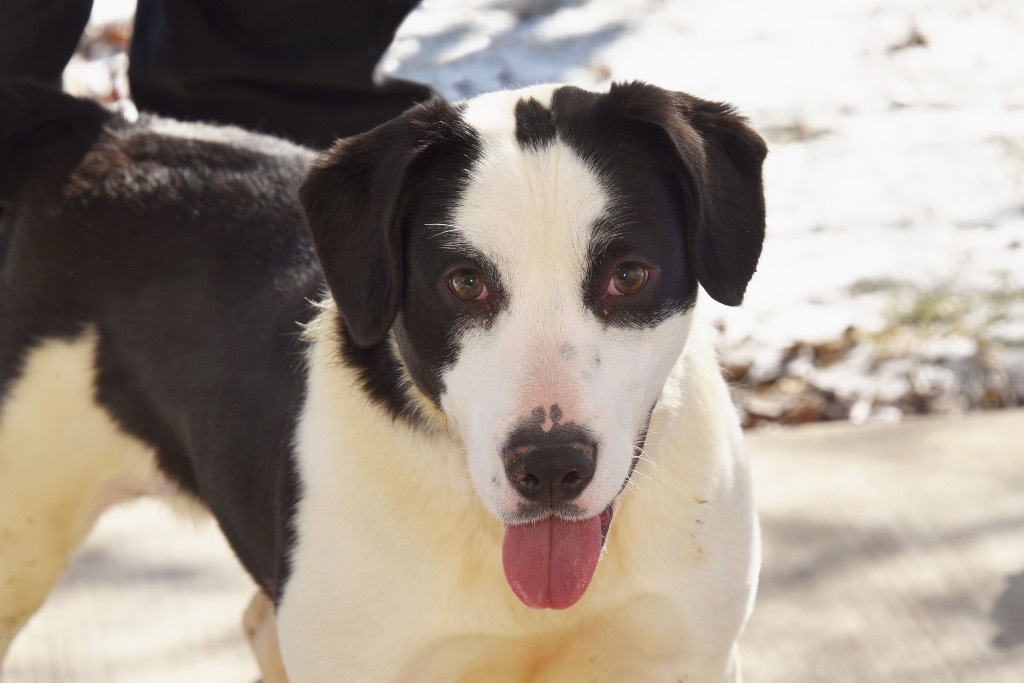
[0,0,94,85]
[129,0,431,148]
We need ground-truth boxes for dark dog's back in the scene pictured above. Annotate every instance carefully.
[0,81,322,596]
[1,81,113,408]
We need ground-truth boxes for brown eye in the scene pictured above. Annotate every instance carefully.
[448,268,488,301]
[608,262,648,296]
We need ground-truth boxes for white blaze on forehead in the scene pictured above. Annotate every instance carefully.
[455,86,609,314]
[460,84,561,130]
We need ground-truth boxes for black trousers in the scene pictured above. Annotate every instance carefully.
[0,0,430,147]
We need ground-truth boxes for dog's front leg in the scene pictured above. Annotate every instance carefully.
[243,590,289,683]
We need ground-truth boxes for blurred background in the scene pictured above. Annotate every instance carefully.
[5,1,1022,681]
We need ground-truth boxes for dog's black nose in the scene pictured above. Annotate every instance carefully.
[504,438,596,506]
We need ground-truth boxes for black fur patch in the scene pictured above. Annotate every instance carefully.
[514,97,557,149]
[563,82,767,308]
[394,237,504,408]
[302,99,484,409]
[523,83,766,329]
[336,319,420,424]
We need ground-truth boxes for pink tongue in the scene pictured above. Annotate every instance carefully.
[502,516,603,609]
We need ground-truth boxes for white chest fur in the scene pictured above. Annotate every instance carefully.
[276,307,759,682]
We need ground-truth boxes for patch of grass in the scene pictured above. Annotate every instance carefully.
[888,285,973,331]
[885,272,1024,338]
[847,277,905,295]
[761,119,832,144]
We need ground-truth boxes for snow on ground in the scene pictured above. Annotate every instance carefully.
[69,0,1024,425]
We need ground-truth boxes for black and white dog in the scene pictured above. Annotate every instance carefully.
[0,79,766,682]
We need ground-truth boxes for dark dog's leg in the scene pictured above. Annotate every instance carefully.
[0,331,160,664]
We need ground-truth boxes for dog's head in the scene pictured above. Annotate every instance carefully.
[300,82,766,609]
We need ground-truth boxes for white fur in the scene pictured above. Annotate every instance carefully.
[280,305,758,682]
[0,330,161,660]
[278,85,759,682]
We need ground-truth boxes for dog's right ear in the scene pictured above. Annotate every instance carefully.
[299,99,459,347]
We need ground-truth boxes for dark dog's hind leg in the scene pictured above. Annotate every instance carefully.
[0,331,159,664]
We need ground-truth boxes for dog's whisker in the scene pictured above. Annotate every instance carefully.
[636,453,665,474]
[426,229,460,240]
[623,476,655,503]
[628,468,666,495]
[424,223,465,241]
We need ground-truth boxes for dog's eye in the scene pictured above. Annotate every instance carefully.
[607,262,649,296]
[448,269,489,301]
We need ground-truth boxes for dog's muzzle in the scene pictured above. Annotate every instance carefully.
[498,423,604,610]
[496,413,652,611]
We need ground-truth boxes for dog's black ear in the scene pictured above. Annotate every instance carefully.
[299,99,460,347]
[610,82,767,306]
